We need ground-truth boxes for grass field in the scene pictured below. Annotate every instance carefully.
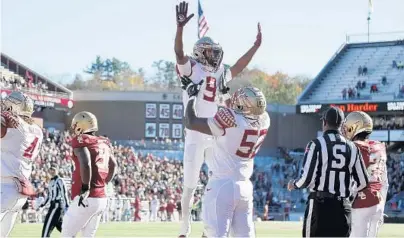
[11,221,404,237]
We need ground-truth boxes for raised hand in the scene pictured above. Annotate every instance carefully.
[254,23,262,47]
[176,1,194,27]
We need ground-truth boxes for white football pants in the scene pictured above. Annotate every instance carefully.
[183,140,212,188]
[202,179,255,238]
[1,181,28,238]
[351,202,384,238]
[61,196,108,238]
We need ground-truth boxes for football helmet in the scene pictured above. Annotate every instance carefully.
[192,36,223,73]
[1,91,34,117]
[230,86,266,116]
[342,111,373,140]
[71,111,98,136]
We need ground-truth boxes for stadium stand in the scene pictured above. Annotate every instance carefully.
[299,41,404,103]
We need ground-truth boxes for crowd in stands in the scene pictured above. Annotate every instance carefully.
[373,116,404,130]
[0,66,49,92]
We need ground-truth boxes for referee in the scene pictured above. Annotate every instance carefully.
[288,107,369,237]
[40,165,69,238]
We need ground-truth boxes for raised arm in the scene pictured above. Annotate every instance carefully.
[174,1,194,65]
[230,23,262,78]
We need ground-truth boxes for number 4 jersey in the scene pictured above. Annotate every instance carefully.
[176,59,232,143]
[1,117,43,180]
[206,107,270,180]
[71,134,112,199]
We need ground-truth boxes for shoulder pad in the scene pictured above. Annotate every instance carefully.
[71,134,96,148]
[214,107,237,129]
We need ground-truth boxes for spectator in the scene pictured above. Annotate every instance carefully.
[362,65,368,75]
[348,87,353,99]
[393,60,397,68]
[361,80,366,89]
[356,80,362,90]
[382,76,387,85]
[370,84,378,93]
[358,66,363,76]
[342,88,347,100]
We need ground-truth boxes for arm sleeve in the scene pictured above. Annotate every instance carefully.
[352,147,369,191]
[295,141,318,189]
[57,179,69,206]
[176,59,201,84]
[42,188,50,206]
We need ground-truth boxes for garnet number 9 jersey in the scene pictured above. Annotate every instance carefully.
[1,117,43,180]
[71,134,112,199]
[207,107,270,180]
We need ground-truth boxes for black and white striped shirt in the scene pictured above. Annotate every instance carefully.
[294,130,369,198]
[43,176,69,207]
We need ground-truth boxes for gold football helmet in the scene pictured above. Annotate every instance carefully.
[230,86,266,116]
[1,91,34,117]
[342,111,373,140]
[71,111,98,136]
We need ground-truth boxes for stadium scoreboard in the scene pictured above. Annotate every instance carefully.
[297,101,404,142]
[144,102,184,139]
[297,101,404,114]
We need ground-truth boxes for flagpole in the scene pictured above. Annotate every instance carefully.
[367,0,373,43]
[367,16,370,43]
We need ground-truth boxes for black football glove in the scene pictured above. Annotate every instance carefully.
[180,75,193,90]
[186,80,204,97]
[218,70,230,94]
[78,184,90,208]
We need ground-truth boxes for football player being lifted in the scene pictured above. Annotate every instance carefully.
[61,111,117,238]
[183,80,270,238]
[174,2,262,236]
[342,111,388,238]
[1,92,43,237]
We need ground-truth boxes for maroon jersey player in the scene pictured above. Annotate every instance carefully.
[61,111,117,238]
[342,111,388,238]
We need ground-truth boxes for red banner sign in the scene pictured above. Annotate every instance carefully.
[0,89,74,109]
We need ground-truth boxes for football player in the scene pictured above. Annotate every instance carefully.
[1,92,43,237]
[175,2,262,236]
[183,80,270,238]
[342,111,388,238]
[61,111,117,238]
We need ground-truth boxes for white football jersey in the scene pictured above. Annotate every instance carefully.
[1,117,43,180]
[177,59,232,143]
[206,107,270,180]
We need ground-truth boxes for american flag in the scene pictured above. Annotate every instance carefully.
[198,0,209,39]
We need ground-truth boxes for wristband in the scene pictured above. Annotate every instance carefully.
[81,184,90,192]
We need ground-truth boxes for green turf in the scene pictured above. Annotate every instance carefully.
[10,221,404,237]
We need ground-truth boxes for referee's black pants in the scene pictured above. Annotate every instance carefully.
[303,192,352,237]
[41,201,64,238]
